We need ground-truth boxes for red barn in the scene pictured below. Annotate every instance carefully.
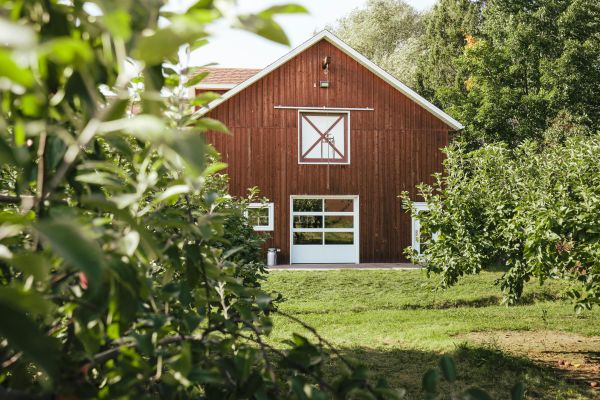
[196,30,463,264]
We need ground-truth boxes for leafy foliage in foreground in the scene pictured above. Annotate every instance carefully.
[0,0,523,398]
[403,134,600,310]
[0,0,408,398]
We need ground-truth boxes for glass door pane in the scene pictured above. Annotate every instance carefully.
[293,198,322,212]
[325,199,353,212]
[293,232,323,245]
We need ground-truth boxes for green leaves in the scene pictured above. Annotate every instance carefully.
[420,356,499,399]
[99,115,167,142]
[133,13,218,65]
[35,220,106,292]
[235,15,290,46]
[0,287,53,316]
[405,134,600,309]
[234,4,307,46]
[0,291,59,379]
[439,354,457,383]
[102,10,132,40]
[185,71,209,88]
[44,37,93,66]
[168,132,207,176]
[195,117,229,133]
[0,49,34,87]
[258,4,309,17]
[422,368,440,394]
[463,387,493,400]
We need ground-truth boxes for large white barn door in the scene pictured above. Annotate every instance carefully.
[290,196,359,264]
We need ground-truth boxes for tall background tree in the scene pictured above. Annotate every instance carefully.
[414,0,483,104]
[445,0,600,146]
[332,0,599,147]
[330,0,426,88]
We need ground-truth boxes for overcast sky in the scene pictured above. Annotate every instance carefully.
[187,0,437,68]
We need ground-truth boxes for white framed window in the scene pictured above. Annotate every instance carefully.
[247,203,274,231]
[411,202,438,255]
[298,110,350,164]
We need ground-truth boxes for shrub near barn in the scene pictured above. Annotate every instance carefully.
[403,133,600,310]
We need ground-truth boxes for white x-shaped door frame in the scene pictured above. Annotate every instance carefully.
[298,111,349,164]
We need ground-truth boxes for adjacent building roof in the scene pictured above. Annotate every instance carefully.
[196,30,464,130]
[195,67,261,90]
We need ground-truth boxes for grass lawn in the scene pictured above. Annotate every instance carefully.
[263,269,600,399]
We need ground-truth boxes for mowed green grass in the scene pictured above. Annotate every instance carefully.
[263,270,600,399]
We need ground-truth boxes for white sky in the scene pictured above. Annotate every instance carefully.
[188,0,437,68]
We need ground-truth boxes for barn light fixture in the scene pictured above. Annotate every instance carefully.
[320,56,331,88]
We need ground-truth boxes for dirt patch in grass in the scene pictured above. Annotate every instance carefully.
[459,330,600,395]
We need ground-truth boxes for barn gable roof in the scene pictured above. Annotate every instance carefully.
[195,67,261,90]
[197,30,464,130]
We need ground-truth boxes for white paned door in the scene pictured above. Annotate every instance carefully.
[290,196,359,263]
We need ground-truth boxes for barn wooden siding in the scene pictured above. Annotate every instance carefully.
[201,39,451,263]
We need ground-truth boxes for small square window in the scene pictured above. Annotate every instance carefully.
[299,111,349,164]
[247,203,274,231]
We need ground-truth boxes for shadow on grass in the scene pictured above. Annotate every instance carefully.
[287,292,564,315]
[401,291,561,310]
[322,343,595,399]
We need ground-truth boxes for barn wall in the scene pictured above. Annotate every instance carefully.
[201,39,450,263]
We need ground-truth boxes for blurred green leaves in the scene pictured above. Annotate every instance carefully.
[44,37,93,66]
[0,50,35,87]
[235,4,308,46]
[35,220,106,293]
[134,13,217,65]
[102,10,132,40]
[0,298,59,379]
[0,1,511,399]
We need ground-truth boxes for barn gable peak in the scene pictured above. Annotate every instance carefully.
[196,30,464,131]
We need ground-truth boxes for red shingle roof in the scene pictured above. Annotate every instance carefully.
[196,67,261,86]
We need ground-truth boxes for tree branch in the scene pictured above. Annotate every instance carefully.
[235,331,336,393]
[275,309,355,371]
[0,194,34,205]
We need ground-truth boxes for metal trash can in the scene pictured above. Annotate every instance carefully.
[267,248,280,267]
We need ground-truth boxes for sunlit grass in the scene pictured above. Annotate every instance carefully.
[263,270,600,399]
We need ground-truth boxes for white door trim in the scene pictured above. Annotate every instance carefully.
[297,110,351,165]
[411,202,438,255]
[289,195,360,264]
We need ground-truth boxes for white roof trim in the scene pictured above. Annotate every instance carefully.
[196,83,236,90]
[195,30,464,130]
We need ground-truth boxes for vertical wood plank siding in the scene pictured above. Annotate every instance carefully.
[202,39,451,263]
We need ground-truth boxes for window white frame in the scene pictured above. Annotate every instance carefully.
[247,202,274,231]
[297,109,351,165]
